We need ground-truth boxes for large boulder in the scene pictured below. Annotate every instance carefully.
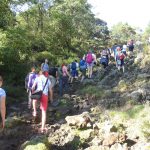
[102,132,126,146]
[65,112,92,129]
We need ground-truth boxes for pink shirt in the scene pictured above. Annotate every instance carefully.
[62,66,68,76]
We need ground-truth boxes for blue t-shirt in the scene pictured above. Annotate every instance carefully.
[0,88,6,100]
[42,63,49,72]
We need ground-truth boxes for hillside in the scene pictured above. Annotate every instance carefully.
[0,49,150,150]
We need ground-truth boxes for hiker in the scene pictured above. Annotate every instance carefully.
[31,71,51,133]
[70,60,78,83]
[116,47,126,73]
[0,76,6,129]
[122,44,127,56]
[111,43,118,58]
[41,59,49,72]
[86,50,94,78]
[62,63,70,94]
[127,40,134,56]
[26,66,37,109]
[57,65,63,97]
[79,57,87,82]
[100,49,109,68]
[48,66,58,104]
[75,60,79,77]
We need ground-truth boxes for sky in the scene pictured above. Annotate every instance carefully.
[88,0,150,30]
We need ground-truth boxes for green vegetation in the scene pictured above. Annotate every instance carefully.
[20,136,50,150]
[79,84,115,100]
[0,0,109,86]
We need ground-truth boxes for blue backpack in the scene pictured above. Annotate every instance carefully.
[100,57,108,65]
[71,62,77,70]
[79,60,86,70]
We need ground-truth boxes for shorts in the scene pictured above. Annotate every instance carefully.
[49,76,56,88]
[71,70,78,77]
[40,94,48,111]
[87,63,93,68]
[80,68,86,76]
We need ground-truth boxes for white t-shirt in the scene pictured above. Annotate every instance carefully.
[32,75,51,96]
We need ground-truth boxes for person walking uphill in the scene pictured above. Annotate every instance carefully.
[86,51,94,78]
[62,63,70,94]
[27,67,37,109]
[0,76,6,129]
[31,71,51,133]
[41,59,49,73]
[116,47,126,73]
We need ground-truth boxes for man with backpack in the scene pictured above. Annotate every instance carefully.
[116,47,126,73]
[26,66,37,109]
[48,66,58,105]
[100,49,109,68]
[31,71,51,133]
[79,57,87,82]
[127,40,134,56]
[70,60,78,83]
[86,50,94,78]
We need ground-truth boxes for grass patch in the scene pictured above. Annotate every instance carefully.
[109,105,145,121]
[78,85,113,99]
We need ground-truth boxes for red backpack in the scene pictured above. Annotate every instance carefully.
[86,53,93,63]
[119,53,125,60]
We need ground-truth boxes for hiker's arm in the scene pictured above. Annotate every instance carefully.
[0,96,6,128]
[49,86,53,101]
[27,74,31,89]
[41,63,43,71]
[31,80,37,91]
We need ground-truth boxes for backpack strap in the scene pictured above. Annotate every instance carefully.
[42,78,48,92]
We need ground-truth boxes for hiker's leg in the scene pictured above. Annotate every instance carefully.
[0,97,6,128]
[40,94,48,131]
[59,78,63,97]
[63,76,69,92]
[90,66,93,78]
[122,66,125,73]
[32,99,37,116]
[28,90,32,109]
[41,110,46,131]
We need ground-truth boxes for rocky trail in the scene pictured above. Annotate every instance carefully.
[0,52,150,150]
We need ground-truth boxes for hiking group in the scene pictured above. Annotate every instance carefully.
[0,39,136,132]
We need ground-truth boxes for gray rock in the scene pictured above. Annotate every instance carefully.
[65,112,92,129]
[137,73,150,79]
[110,143,128,150]
[89,136,103,146]
[128,90,143,101]
[85,145,109,150]
[130,142,150,150]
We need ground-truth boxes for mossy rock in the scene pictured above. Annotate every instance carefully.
[5,116,25,129]
[20,135,50,150]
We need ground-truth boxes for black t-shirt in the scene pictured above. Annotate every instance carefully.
[49,67,58,78]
